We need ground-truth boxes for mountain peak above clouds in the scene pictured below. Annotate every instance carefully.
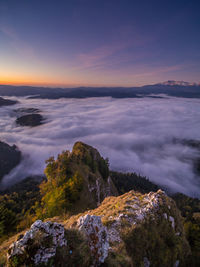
[157,80,199,86]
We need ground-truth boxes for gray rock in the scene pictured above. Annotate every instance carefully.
[7,220,67,266]
[78,214,109,265]
[174,260,180,267]
[169,216,175,229]
[144,257,150,267]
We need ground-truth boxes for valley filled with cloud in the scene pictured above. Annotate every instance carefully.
[1,96,200,197]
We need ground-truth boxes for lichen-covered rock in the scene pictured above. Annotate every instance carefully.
[66,189,191,266]
[5,189,191,267]
[144,257,150,267]
[7,220,67,266]
[174,260,180,267]
[78,214,109,265]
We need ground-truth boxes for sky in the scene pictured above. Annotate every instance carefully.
[0,0,200,87]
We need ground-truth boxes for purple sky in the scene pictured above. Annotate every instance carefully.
[0,0,200,86]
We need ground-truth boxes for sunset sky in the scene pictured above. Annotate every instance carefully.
[0,0,199,87]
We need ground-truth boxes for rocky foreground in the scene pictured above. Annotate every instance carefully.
[7,190,190,267]
[0,141,198,266]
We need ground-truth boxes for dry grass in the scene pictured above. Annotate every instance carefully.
[0,230,27,265]
[0,189,188,267]
[64,190,146,228]
[0,189,166,255]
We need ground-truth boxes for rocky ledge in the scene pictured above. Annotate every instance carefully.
[66,189,190,266]
[7,189,191,266]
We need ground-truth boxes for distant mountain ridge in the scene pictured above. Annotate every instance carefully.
[157,80,200,86]
[0,81,200,99]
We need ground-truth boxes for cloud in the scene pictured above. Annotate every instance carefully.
[0,96,200,197]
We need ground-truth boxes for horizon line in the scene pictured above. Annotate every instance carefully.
[0,80,199,89]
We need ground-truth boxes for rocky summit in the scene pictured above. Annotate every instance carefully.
[7,189,190,267]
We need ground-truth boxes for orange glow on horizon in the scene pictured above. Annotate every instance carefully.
[0,77,146,88]
[0,80,81,88]
[0,76,87,88]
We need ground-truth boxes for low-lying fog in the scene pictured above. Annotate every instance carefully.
[1,96,200,197]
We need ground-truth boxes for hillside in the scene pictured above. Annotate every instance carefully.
[0,142,118,243]
[0,97,17,107]
[0,141,21,183]
[0,142,200,266]
[37,141,118,218]
[5,190,190,266]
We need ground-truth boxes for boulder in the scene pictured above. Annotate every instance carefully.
[7,220,67,266]
[78,214,109,265]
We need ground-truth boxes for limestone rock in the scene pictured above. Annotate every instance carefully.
[5,188,191,267]
[68,141,118,210]
[66,189,190,266]
[78,214,109,265]
[7,220,67,266]
[144,257,150,267]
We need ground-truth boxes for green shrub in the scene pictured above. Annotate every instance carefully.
[36,152,84,219]
[122,218,187,267]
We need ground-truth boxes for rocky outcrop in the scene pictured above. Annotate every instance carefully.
[51,141,118,212]
[72,142,118,204]
[7,220,67,266]
[66,189,191,266]
[3,140,191,266]
[0,141,21,183]
[78,214,109,265]
[6,189,191,266]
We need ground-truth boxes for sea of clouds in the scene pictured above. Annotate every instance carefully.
[0,95,200,197]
